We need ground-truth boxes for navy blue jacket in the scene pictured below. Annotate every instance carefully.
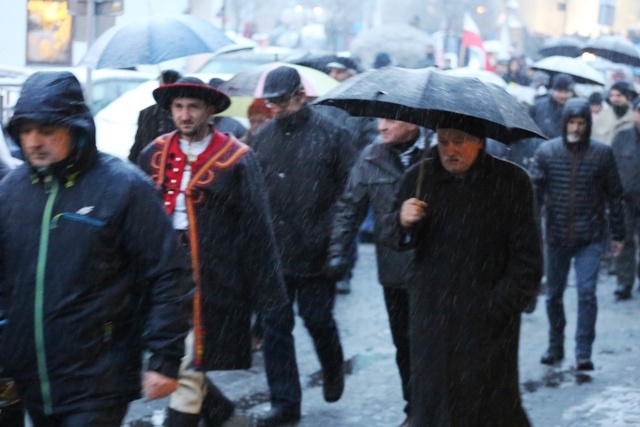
[0,71,191,415]
[530,98,625,248]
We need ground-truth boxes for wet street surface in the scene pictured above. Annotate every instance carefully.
[123,243,640,426]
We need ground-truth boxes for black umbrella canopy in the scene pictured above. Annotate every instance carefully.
[313,67,545,143]
[539,36,585,58]
[581,35,640,67]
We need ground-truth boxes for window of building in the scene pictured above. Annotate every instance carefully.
[26,0,73,65]
[598,0,616,27]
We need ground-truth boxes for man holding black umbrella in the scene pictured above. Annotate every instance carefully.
[384,120,543,427]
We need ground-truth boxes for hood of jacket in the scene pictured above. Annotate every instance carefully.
[562,97,592,146]
[7,71,98,184]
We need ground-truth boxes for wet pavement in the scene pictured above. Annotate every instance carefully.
[123,243,640,426]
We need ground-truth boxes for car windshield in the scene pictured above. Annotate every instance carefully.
[199,58,270,74]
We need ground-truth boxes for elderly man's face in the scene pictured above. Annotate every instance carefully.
[378,119,419,145]
[436,128,484,175]
[566,117,588,143]
[19,121,74,168]
[171,97,216,139]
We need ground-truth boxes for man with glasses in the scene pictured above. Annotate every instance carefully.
[252,66,357,424]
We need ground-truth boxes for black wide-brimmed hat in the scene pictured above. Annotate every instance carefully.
[153,76,231,112]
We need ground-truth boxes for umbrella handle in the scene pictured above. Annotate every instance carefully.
[414,133,430,198]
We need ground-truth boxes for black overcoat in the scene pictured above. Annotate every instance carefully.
[383,150,543,427]
[252,105,356,278]
[138,132,289,370]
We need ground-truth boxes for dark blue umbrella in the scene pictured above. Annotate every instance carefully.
[79,15,234,69]
[313,66,545,143]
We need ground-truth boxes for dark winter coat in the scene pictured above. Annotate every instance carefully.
[382,149,542,427]
[530,99,625,248]
[138,131,289,370]
[0,71,191,415]
[611,124,640,214]
[129,104,176,163]
[330,140,422,287]
[313,104,378,152]
[529,93,568,139]
[252,105,357,278]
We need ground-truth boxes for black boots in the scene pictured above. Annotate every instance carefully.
[201,379,235,427]
[165,408,201,427]
[540,346,564,365]
[166,379,235,427]
[256,405,301,427]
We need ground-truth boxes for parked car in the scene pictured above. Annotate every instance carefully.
[197,46,303,74]
[70,68,158,114]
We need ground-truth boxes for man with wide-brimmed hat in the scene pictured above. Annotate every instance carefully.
[251,66,357,423]
[137,76,300,427]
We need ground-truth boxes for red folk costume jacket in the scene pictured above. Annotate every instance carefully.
[138,129,289,371]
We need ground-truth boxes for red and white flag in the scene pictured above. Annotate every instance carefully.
[461,13,492,71]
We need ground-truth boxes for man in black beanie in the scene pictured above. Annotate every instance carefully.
[530,73,575,139]
[593,81,637,145]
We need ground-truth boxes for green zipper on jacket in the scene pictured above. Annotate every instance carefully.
[35,177,58,415]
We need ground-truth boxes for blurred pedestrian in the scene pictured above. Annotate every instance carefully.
[241,98,273,147]
[372,52,392,69]
[129,69,182,163]
[0,71,192,426]
[320,57,378,293]
[592,81,636,145]
[385,121,542,426]
[329,118,425,427]
[531,98,625,370]
[137,76,300,427]
[252,66,357,422]
[327,56,360,82]
[207,77,247,139]
[0,144,22,427]
[530,73,575,139]
[610,97,640,300]
[503,57,532,86]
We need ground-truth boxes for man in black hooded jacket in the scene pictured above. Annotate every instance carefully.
[530,98,625,371]
[0,71,192,426]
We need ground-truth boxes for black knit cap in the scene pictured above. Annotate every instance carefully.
[610,81,636,100]
[153,76,231,112]
[551,73,574,90]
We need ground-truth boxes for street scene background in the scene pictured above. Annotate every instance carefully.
[122,244,640,427]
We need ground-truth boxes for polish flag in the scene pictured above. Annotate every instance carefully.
[461,13,493,71]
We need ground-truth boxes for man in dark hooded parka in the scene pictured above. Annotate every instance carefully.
[0,71,192,426]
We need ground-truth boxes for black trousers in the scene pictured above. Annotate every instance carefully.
[27,404,128,427]
[285,276,344,379]
[383,286,411,415]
